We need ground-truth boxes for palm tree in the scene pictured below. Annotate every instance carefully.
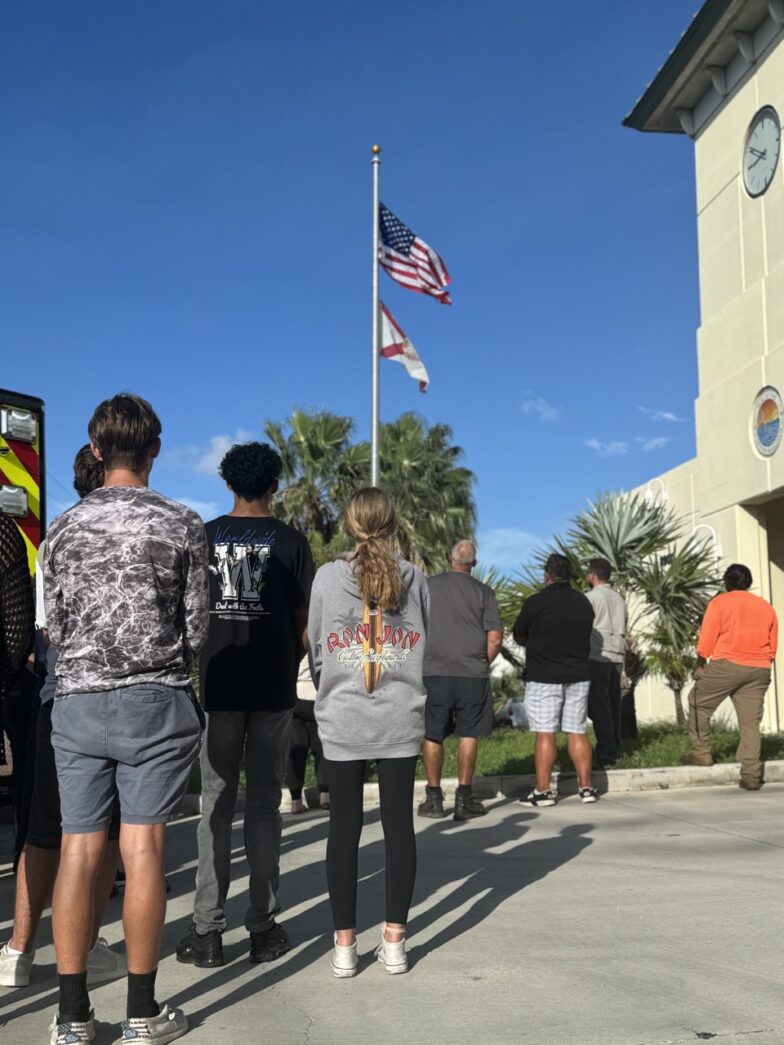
[542,492,719,733]
[360,412,476,573]
[264,409,365,544]
[645,620,696,726]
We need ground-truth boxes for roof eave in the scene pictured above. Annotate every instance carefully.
[622,0,735,133]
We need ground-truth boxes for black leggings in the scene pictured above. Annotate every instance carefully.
[287,700,328,801]
[324,756,418,930]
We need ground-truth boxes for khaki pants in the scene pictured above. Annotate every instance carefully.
[687,659,771,784]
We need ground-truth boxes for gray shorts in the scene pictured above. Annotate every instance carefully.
[524,680,590,734]
[51,684,203,834]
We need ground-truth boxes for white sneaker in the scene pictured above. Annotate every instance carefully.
[330,934,358,978]
[0,941,34,987]
[86,936,126,985]
[374,924,408,975]
[48,1009,96,1044]
[116,1003,188,1043]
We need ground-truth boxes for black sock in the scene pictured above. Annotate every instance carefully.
[456,784,471,795]
[426,785,442,794]
[127,970,160,1019]
[58,971,90,1023]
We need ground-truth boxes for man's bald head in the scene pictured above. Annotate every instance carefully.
[449,540,476,572]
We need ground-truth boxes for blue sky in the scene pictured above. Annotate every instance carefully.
[1,1,702,572]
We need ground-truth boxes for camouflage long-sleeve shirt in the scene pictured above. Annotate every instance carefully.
[44,486,209,696]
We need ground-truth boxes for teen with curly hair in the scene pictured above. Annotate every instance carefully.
[177,441,314,971]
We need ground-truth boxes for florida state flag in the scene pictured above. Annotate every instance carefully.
[379,303,429,393]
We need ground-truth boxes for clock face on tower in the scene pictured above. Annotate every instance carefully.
[743,106,781,198]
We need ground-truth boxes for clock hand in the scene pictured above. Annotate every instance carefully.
[748,153,767,169]
[748,146,767,158]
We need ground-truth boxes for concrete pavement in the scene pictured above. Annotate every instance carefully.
[2,783,784,1045]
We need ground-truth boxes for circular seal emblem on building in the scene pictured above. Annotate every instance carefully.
[752,386,784,456]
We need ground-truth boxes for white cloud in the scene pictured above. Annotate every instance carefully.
[476,527,544,572]
[636,436,669,452]
[177,497,220,519]
[638,407,683,423]
[163,429,255,474]
[195,430,255,474]
[584,438,629,457]
[522,393,559,422]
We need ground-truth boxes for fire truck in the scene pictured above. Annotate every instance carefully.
[0,389,45,576]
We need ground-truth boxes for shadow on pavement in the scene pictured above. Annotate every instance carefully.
[1,801,594,1033]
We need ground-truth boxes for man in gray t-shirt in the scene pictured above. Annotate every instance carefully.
[586,557,628,766]
[420,540,503,822]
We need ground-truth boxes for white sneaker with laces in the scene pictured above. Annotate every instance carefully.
[374,924,408,975]
[86,936,126,985]
[330,934,358,978]
[48,1008,96,1045]
[0,941,34,987]
[115,1003,188,1043]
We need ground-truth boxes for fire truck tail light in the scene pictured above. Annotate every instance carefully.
[0,484,28,517]
[1,406,37,444]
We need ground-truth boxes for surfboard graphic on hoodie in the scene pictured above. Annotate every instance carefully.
[363,601,382,693]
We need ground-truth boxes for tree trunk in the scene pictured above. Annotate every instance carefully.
[671,684,686,727]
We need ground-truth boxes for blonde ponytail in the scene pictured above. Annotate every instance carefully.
[344,487,402,612]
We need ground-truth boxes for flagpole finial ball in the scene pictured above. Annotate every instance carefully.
[372,144,381,154]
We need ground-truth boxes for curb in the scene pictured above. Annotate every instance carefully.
[180,759,784,815]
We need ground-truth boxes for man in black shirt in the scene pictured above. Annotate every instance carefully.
[177,442,314,970]
[513,554,596,806]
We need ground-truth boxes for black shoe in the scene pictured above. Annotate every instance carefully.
[176,927,224,968]
[417,788,446,819]
[453,791,487,821]
[250,921,290,964]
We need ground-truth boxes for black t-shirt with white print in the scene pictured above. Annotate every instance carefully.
[200,515,314,713]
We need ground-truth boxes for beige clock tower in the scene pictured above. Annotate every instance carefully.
[625,0,784,728]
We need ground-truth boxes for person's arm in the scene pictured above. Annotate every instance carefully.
[512,597,533,647]
[42,535,65,649]
[182,515,210,666]
[292,534,315,659]
[483,586,503,664]
[695,598,721,672]
[770,609,778,662]
[0,519,35,689]
[307,572,324,688]
[486,629,503,664]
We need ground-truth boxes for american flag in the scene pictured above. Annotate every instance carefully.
[379,203,452,305]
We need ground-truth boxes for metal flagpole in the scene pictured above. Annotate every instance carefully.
[370,144,381,487]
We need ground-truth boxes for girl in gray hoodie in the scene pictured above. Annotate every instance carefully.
[308,487,429,978]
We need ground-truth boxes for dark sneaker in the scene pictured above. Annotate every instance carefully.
[453,791,487,821]
[578,786,598,804]
[739,779,762,791]
[521,789,556,807]
[417,788,446,819]
[250,921,290,964]
[175,927,224,968]
[680,752,713,767]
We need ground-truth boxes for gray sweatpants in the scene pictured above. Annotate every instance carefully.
[193,708,292,934]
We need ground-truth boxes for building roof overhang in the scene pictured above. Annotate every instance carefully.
[623,0,777,134]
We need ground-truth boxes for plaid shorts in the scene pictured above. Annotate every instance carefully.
[524,680,590,734]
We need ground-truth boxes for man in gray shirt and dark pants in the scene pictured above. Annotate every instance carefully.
[419,540,503,821]
[586,557,628,767]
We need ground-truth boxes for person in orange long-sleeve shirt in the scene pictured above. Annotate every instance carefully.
[681,563,778,790]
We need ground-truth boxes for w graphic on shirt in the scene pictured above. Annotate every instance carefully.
[210,543,271,603]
